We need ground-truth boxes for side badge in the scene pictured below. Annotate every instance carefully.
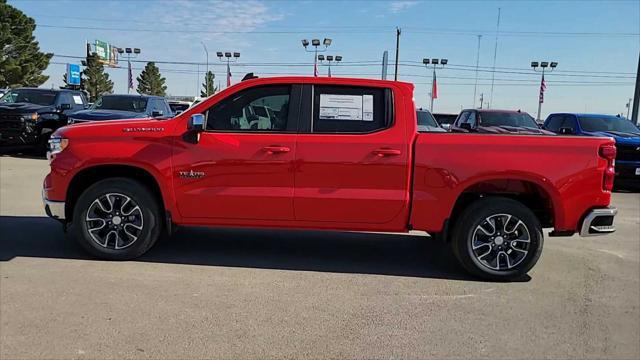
[179,170,205,179]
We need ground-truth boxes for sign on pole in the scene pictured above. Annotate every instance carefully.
[95,40,110,61]
[66,63,81,86]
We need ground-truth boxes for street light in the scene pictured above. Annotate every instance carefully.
[200,42,209,95]
[218,51,240,88]
[422,57,447,112]
[531,60,559,121]
[118,45,141,94]
[301,37,332,76]
[318,54,342,77]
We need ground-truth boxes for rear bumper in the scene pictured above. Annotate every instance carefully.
[42,189,65,220]
[579,207,617,237]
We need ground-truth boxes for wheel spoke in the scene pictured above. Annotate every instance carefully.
[85,193,143,250]
[471,213,531,271]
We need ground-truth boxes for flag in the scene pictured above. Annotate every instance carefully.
[328,66,331,78]
[314,61,318,77]
[226,63,232,87]
[432,68,438,99]
[539,74,546,104]
[127,60,133,90]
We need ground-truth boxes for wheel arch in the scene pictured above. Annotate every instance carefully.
[65,164,167,222]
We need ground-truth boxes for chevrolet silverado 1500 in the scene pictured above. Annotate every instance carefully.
[43,77,618,280]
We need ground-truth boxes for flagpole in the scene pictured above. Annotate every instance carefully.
[537,68,544,122]
[430,65,435,112]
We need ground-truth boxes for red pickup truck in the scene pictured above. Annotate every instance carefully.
[43,77,618,280]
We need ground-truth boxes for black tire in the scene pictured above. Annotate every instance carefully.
[68,177,163,260]
[451,197,543,281]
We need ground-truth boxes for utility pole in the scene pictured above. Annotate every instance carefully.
[632,50,640,125]
[626,98,632,120]
[200,42,209,95]
[394,27,401,81]
[531,61,558,121]
[479,93,484,109]
[473,35,482,108]
[489,8,501,108]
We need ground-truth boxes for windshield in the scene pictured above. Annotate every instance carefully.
[480,112,538,128]
[417,110,439,127]
[91,96,148,113]
[578,116,640,133]
[0,89,57,106]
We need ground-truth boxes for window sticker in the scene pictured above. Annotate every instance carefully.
[72,95,84,105]
[319,94,373,121]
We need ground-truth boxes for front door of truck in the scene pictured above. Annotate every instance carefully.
[173,84,301,221]
[293,85,411,225]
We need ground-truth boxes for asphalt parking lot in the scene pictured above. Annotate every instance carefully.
[0,156,638,359]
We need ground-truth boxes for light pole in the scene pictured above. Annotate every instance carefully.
[531,61,558,121]
[318,55,342,77]
[200,42,209,94]
[116,47,141,94]
[422,58,447,112]
[217,51,240,88]
[626,98,632,119]
[301,38,331,76]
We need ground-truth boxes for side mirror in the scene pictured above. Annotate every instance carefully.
[151,110,163,117]
[559,127,574,135]
[441,123,451,131]
[459,123,472,131]
[59,103,71,111]
[188,114,206,132]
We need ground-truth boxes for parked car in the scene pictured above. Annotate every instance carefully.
[433,113,457,131]
[68,94,173,124]
[416,108,446,132]
[450,109,554,135]
[544,113,640,182]
[43,76,617,281]
[168,100,192,115]
[0,88,88,153]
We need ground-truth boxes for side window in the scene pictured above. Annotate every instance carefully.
[545,115,562,132]
[312,86,390,133]
[562,115,577,132]
[206,85,291,132]
[467,111,477,127]
[456,112,469,126]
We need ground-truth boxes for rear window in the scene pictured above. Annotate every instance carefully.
[416,110,439,127]
[480,112,538,128]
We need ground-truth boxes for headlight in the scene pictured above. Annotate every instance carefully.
[22,113,38,122]
[48,136,69,156]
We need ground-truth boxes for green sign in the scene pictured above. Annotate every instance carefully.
[95,40,110,60]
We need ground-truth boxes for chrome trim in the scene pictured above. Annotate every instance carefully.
[579,207,617,237]
[42,189,65,220]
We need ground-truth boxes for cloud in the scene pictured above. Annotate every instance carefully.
[390,1,418,13]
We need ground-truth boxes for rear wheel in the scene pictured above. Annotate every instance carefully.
[69,178,162,260]
[451,197,543,281]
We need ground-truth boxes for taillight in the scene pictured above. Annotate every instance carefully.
[599,144,616,191]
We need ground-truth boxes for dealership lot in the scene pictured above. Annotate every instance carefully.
[0,156,638,359]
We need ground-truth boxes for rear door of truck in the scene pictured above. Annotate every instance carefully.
[293,81,413,229]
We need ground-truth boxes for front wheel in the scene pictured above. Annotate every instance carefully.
[69,178,163,260]
[451,197,544,281]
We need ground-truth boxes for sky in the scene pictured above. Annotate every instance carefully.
[8,0,640,118]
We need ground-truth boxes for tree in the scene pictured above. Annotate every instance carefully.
[0,0,53,88]
[83,54,113,102]
[200,71,217,97]
[136,62,167,96]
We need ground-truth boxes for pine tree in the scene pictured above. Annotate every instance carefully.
[0,0,53,87]
[200,71,217,97]
[83,54,113,102]
[136,62,167,96]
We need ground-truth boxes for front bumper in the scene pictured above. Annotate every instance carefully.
[42,189,65,220]
[579,207,617,237]
[615,161,640,179]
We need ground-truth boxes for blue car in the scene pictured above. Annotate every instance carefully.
[68,94,173,124]
[543,113,640,182]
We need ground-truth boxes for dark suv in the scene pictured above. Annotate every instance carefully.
[0,88,88,153]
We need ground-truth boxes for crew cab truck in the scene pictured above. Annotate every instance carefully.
[43,77,618,281]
